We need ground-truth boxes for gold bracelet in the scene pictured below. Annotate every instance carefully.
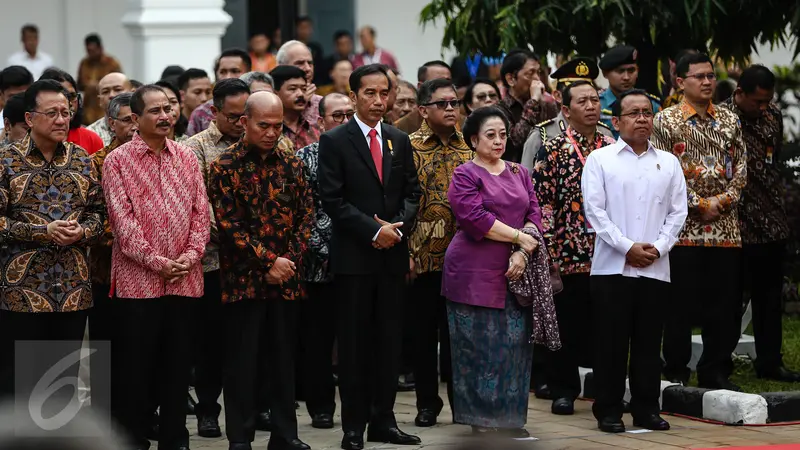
[513,229,520,245]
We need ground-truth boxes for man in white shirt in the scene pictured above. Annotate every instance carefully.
[581,89,688,434]
[7,25,53,81]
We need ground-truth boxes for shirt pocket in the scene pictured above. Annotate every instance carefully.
[649,165,674,204]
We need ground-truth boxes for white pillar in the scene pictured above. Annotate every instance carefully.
[122,0,232,83]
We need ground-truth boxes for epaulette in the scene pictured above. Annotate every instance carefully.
[558,119,566,132]
[535,117,556,127]
[597,121,611,130]
[646,92,662,105]
[601,108,613,115]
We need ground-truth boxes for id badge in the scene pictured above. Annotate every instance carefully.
[766,147,774,164]
[584,215,595,234]
[725,155,733,179]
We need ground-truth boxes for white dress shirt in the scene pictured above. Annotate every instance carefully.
[6,50,54,80]
[581,139,688,282]
[353,114,401,242]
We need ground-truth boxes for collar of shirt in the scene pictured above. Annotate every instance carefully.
[22,133,68,160]
[12,50,48,63]
[130,132,174,158]
[205,120,228,146]
[354,113,383,141]
[600,88,618,106]
[416,120,462,147]
[614,137,657,157]
[283,116,313,135]
[236,134,292,161]
[680,99,717,122]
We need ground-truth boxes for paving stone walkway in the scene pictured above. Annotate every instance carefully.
[185,388,800,449]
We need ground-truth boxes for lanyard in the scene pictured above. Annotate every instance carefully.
[565,127,602,166]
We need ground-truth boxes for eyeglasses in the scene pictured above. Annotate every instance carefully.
[65,92,81,102]
[619,110,655,119]
[475,92,498,102]
[224,113,244,124]
[112,116,133,124]
[31,110,73,120]
[423,100,461,109]
[329,111,355,123]
[684,72,717,81]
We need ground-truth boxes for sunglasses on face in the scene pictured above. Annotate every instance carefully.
[423,100,461,109]
[475,92,498,102]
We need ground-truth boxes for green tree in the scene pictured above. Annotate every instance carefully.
[420,0,800,94]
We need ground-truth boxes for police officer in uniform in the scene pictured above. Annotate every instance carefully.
[521,57,613,171]
[598,45,662,138]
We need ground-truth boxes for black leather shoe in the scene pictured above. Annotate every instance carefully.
[698,377,742,392]
[551,398,574,415]
[633,414,670,431]
[597,417,626,433]
[255,411,273,432]
[267,437,311,450]
[341,431,364,450]
[533,384,553,400]
[186,393,197,415]
[414,409,438,427]
[501,428,530,438]
[367,427,421,445]
[311,413,334,429]
[228,444,252,450]
[197,415,222,438]
[757,366,800,382]
[397,373,416,391]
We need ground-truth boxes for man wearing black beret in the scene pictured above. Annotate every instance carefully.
[598,45,662,137]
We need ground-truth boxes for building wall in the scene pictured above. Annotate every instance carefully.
[354,0,456,82]
[0,0,133,80]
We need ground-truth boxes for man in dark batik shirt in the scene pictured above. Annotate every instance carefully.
[0,80,105,398]
[720,65,800,382]
[497,49,558,163]
[209,91,314,450]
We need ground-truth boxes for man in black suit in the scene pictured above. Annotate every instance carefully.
[319,64,422,450]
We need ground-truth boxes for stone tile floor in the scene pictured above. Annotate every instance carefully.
[184,388,800,449]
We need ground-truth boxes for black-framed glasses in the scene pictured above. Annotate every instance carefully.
[684,72,717,81]
[224,113,244,124]
[475,92,498,102]
[423,99,461,109]
[31,110,73,120]
[619,110,655,119]
[329,110,355,123]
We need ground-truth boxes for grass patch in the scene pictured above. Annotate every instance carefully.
[684,316,800,393]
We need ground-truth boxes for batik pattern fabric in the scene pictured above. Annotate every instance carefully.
[534,127,616,275]
[102,134,210,299]
[209,136,314,303]
[0,135,105,312]
[499,94,559,163]
[283,117,321,151]
[720,98,789,245]
[184,121,238,273]
[651,100,747,247]
[89,139,121,285]
[447,293,533,428]
[296,142,332,284]
[408,121,473,274]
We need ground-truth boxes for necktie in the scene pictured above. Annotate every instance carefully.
[368,128,383,182]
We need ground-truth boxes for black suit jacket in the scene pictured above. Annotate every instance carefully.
[319,118,421,275]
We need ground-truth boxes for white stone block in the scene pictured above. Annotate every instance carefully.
[702,390,768,424]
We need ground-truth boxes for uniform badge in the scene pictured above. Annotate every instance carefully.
[576,62,590,77]
[388,139,394,155]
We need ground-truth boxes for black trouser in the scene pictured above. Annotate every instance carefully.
[546,273,591,400]
[410,271,453,413]
[663,246,742,383]
[336,273,404,433]
[224,298,298,444]
[298,282,336,416]
[743,241,787,371]
[90,284,113,413]
[0,309,89,400]
[591,275,665,421]
[531,345,548,390]
[113,297,194,450]
[400,284,415,378]
[193,271,224,419]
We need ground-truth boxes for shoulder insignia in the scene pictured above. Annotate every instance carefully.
[535,117,556,127]
[646,93,662,105]
[601,108,612,115]
[597,121,611,130]
[539,127,547,142]
[558,120,566,132]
